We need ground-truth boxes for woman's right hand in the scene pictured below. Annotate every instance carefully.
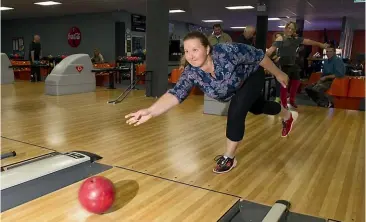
[125,109,153,126]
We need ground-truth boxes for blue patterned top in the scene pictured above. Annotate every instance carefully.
[167,43,265,103]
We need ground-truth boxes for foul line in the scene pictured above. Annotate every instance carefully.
[114,165,242,199]
[1,136,57,152]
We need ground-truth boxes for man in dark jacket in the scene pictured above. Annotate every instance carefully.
[29,34,42,82]
[236,26,256,46]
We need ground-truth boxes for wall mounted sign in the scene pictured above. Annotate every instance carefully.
[68,27,81,48]
[131,14,146,32]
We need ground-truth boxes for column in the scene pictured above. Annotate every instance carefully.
[255,1,270,99]
[145,0,169,97]
[296,18,304,37]
[255,1,268,51]
[295,0,306,37]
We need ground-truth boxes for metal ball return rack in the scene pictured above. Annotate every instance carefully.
[107,70,153,105]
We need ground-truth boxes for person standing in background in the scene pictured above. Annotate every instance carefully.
[29,35,42,82]
[236,26,256,46]
[91,48,105,64]
[208,24,232,46]
[266,22,329,108]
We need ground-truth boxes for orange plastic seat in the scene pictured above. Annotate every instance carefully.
[326,78,350,97]
[348,77,365,98]
[170,68,182,84]
[135,64,146,84]
[325,78,350,109]
[345,77,365,110]
[308,72,322,84]
[136,64,146,75]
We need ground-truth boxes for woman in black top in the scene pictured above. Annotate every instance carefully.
[266,22,329,108]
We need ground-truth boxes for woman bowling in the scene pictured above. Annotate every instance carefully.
[125,31,297,174]
[266,21,329,108]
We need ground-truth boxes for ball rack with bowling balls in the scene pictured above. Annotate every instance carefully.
[115,55,144,82]
[9,53,24,60]
[8,54,68,81]
[9,59,31,80]
[116,56,144,64]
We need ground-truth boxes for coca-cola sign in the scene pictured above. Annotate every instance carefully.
[68,27,81,48]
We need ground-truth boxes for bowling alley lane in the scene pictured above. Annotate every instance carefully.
[0,167,238,222]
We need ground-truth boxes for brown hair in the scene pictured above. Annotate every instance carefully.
[179,31,212,68]
[285,22,298,37]
[213,24,221,29]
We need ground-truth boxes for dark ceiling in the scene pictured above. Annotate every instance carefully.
[1,0,365,31]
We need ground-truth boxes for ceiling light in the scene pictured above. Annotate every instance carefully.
[34,1,62,6]
[225,6,254,10]
[268,18,281,21]
[278,25,286,28]
[286,16,290,18]
[202,20,223,23]
[230,27,247,29]
[169,9,185,13]
[0,7,14,10]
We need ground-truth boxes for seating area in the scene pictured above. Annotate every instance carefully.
[302,72,365,110]
[9,57,364,111]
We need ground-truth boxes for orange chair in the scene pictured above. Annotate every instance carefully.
[346,77,365,110]
[299,72,322,93]
[170,68,182,84]
[135,64,146,84]
[326,78,350,109]
[308,72,322,84]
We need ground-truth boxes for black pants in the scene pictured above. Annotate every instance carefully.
[281,65,300,80]
[226,68,282,142]
[31,66,41,82]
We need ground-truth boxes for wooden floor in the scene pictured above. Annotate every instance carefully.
[1,165,238,222]
[1,137,53,166]
[1,81,365,222]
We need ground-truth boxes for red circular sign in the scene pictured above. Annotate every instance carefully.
[68,27,81,48]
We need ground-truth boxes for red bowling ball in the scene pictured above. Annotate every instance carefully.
[78,176,115,214]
